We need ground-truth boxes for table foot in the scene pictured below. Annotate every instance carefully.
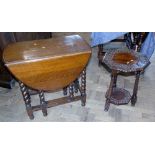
[131,95,137,106]
[104,99,110,111]
[131,71,140,106]
[81,95,86,106]
[39,91,48,117]
[63,87,68,96]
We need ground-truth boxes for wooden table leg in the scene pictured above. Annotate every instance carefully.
[81,68,86,106]
[69,83,74,100]
[105,71,117,111]
[74,79,79,93]
[39,90,48,116]
[98,44,104,66]
[113,74,118,88]
[19,81,34,119]
[131,71,141,106]
[63,87,68,96]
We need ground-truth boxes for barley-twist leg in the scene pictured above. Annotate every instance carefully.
[19,81,34,120]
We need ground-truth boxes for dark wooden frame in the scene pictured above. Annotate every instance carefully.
[103,50,150,111]
[19,69,87,120]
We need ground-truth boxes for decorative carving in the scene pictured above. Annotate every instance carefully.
[106,88,131,105]
[103,50,150,72]
[69,83,74,100]
[81,68,86,106]
[104,50,149,111]
[19,81,34,119]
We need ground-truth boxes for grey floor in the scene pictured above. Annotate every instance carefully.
[0,33,155,122]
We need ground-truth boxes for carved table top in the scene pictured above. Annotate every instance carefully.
[103,50,150,72]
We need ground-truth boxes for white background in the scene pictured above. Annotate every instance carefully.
[0,0,155,155]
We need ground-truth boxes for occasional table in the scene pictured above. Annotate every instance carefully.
[3,35,91,119]
[103,50,150,111]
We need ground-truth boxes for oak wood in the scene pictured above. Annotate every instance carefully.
[3,35,91,91]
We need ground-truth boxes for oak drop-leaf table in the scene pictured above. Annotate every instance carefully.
[3,35,91,119]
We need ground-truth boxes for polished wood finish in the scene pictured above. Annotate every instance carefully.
[0,32,52,89]
[3,35,91,91]
[3,35,91,119]
[112,52,137,65]
[103,50,150,111]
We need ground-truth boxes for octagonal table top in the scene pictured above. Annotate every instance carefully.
[103,50,150,72]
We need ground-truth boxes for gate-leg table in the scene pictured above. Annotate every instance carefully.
[3,35,91,119]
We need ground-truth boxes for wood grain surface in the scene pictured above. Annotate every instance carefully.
[3,35,91,91]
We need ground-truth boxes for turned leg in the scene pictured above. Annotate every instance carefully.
[81,68,86,106]
[69,83,74,100]
[39,90,47,116]
[104,71,117,111]
[98,44,104,66]
[113,74,118,88]
[131,71,140,106]
[63,86,68,96]
[74,79,80,93]
[19,81,34,120]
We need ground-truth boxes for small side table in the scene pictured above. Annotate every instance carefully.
[103,50,150,111]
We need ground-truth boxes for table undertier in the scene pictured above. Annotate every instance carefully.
[106,88,131,105]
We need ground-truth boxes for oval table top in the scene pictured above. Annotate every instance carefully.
[3,35,91,64]
[3,35,91,91]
